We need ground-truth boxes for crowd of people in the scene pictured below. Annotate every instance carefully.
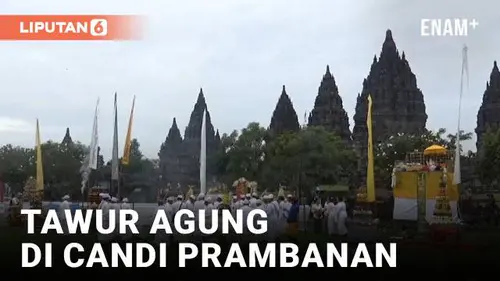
[311,197,348,236]
[69,191,348,242]
[5,190,350,241]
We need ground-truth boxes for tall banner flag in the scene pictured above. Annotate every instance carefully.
[366,95,375,202]
[200,110,207,194]
[122,95,136,165]
[454,45,468,185]
[111,93,119,181]
[80,98,100,195]
[35,119,44,192]
[88,98,100,170]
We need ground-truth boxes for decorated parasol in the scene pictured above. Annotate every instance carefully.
[232,177,249,197]
[423,144,447,156]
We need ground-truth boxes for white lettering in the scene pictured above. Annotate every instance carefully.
[421,18,472,36]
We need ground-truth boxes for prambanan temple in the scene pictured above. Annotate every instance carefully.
[158,89,221,186]
[142,29,499,186]
[353,29,428,174]
[308,65,351,142]
[476,61,500,149]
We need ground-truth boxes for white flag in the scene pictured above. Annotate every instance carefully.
[88,98,99,170]
[200,110,207,194]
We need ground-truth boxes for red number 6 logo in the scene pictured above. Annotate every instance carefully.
[93,21,104,34]
[90,19,107,36]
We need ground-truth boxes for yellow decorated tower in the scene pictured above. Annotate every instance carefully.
[392,145,459,231]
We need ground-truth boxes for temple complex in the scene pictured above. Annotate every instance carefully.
[308,65,351,142]
[475,61,500,149]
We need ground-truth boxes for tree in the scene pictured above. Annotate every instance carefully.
[41,141,87,199]
[477,129,500,187]
[445,130,473,152]
[374,128,473,187]
[224,123,267,181]
[0,144,34,192]
[119,138,157,200]
[263,126,355,191]
[215,130,238,184]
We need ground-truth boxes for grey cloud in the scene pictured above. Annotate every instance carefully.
[0,0,497,159]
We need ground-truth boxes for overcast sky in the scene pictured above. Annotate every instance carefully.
[0,0,497,159]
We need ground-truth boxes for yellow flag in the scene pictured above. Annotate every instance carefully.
[122,96,135,165]
[35,119,44,192]
[366,95,375,202]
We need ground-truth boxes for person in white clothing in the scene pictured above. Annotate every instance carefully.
[336,198,348,236]
[120,198,131,209]
[110,197,120,239]
[255,199,263,210]
[311,198,323,234]
[249,193,258,208]
[264,195,279,240]
[204,196,213,211]
[325,197,338,235]
[171,195,184,213]
[98,193,107,209]
[165,197,175,220]
[59,195,71,235]
[194,194,205,211]
[240,199,252,233]
[98,195,112,242]
[185,195,196,211]
[154,201,170,244]
[213,196,222,209]
[276,195,287,235]
[120,198,133,240]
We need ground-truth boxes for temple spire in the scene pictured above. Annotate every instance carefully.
[269,85,300,135]
[61,127,73,145]
[308,66,351,141]
[476,60,500,149]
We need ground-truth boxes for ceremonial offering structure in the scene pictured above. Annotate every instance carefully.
[232,178,251,197]
[23,177,42,209]
[432,168,453,223]
[87,186,107,209]
[392,145,459,226]
[352,187,376,225]
[22,177,45,228]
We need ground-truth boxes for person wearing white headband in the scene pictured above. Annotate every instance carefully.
[267,193,281,238]
[98,193,112,242]
[121,198,130,209]
[59,195,71,234]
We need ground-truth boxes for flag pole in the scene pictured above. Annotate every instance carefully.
[453,45,468,187]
